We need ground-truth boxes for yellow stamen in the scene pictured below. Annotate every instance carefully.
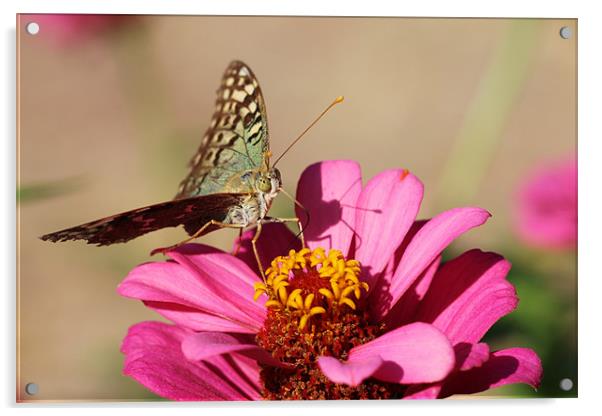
[319,288,333,300]
[299,315,310,331]
[340,298,356,310]
[278,285,289,305]
[341,286,355,299]
[310,306,326,316]
[253,247,369,330]
[304,293,315,310]
[265,300,283,309]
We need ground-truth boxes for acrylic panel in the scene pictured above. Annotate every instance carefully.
[16,15,577,402]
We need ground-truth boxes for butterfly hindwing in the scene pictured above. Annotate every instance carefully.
[40,193,247,246]
[176,60,270,199]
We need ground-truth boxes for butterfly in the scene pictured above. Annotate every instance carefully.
[40,60,306,277]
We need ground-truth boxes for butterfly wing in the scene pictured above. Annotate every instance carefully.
[175,60,270,199]
[40,193,246,246]
[41,61,270,247]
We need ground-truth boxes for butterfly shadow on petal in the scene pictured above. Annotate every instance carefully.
[368,221,427,323]
[300,174,382,256]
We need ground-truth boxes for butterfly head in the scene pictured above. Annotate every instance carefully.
[255,168,282,197]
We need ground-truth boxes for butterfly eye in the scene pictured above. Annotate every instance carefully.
[257,177,272,193]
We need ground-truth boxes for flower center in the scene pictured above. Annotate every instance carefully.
[253,248,405,400]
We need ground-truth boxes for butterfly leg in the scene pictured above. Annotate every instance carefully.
[251,221,266,281]
[262,217,306,248]
[290,217,306,249]
[150,220,244,256]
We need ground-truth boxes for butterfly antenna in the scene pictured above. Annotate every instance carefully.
[272,96,344,168]
[278,187,311,235]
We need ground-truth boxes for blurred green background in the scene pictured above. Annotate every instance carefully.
[17,15,576,400]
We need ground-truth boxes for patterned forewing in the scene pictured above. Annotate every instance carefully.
[176,61,269,199]
[40,194,246,246]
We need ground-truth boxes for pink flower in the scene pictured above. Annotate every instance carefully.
[514,156,577,249]
[23,14,137,47]
[118,160,542,400]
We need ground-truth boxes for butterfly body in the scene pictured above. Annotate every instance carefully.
[180,167,282,237]
[40,61,285,249]
[225,167,282,226]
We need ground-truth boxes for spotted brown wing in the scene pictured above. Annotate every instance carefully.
[175,60,270,199]
[40,193,246,246]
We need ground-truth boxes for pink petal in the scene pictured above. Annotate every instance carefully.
[172,243,261,287]
[404,384,442,399]
[318,356,383,387]
[439,348,543,397]
[143,301,260,334]
[26,14,136,47]
[348,322,455,384]
[234,223,301,274]
[182,332,290,369]
[402,342,490,399]
[414,249,517,344]
[375,220,427,294]
[381,255,441,329]
[376,207,491,321]
[296,160,363,254]
[117,244,265,334]
[354,170,424,288]
[121,321,261,401]
[454,342,491,371]
[369,220,427,323]
[514,156,577,248]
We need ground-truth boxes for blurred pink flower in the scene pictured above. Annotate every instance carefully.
[23,14,137,47]
[514,156,577,249]
[118,160,542,400]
